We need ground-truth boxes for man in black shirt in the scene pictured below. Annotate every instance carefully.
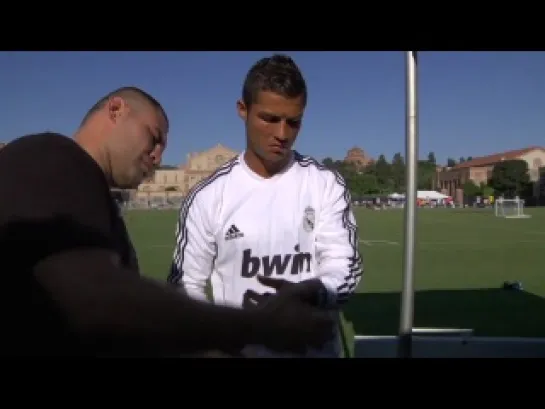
[0,86,333,357]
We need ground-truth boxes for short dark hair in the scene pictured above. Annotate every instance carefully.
[242,54,307,108]
[80,86,169,128]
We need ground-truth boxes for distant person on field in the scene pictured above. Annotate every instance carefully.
[168,54,363,358]
[0,86,334,357]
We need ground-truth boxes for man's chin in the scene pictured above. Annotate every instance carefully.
[112,175,143,190]
[264,149,291,163]
[113,182,139,190]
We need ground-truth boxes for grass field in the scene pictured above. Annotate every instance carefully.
[124,206,545,343]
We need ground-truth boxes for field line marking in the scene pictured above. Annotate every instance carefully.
[419,239,545,246]
[360,238,545,247]
[359,239,400,246]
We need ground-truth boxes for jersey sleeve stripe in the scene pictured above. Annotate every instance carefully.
[293,152,364,304]
[167,157,240,286]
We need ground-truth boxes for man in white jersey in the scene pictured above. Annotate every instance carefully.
[168,54,363,357]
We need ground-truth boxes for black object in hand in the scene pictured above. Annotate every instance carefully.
[242,277,333,354]
[244,276,328,308]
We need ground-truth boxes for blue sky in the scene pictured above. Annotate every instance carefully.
[0,51,543,166]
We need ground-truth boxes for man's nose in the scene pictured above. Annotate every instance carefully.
[151,150,162,166]
[274,121,291,141]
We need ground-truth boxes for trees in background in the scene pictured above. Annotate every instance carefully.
[323,153,534,199]
[322,151,438,198]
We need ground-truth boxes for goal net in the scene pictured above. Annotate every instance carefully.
[494,198,531,218]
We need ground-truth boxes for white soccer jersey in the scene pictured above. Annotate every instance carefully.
[168,151,363,357]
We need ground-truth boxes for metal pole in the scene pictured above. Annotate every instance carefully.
[398,51,419,358]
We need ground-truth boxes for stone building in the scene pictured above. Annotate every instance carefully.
[432,146,545,201]
[134,143,239,201]
[343,147,374,168]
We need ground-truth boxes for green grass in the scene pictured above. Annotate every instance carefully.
[125,206,545,346]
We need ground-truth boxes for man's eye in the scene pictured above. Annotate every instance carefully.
[151,134,161,145]
[261,115,280,123]
[287,120,301,128]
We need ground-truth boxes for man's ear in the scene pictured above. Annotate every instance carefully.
[106,96,128,124]
[236,99,248,121]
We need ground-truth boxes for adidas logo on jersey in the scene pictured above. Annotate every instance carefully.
[225,224,244,241]
[241,244,312,278]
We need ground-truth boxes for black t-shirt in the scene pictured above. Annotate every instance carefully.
[0,132,139,355]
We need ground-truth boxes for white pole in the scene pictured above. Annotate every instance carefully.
[398,51,419,358]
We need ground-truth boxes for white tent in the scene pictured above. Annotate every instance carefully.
[388,191,449,200]
[416,190,449,200]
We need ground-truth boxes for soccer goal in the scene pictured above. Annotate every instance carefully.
[494,197,531,218]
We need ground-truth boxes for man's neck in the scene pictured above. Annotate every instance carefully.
[243,150,291,179]
[73,129,114,187]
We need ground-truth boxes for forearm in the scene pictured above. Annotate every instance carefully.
[317,260,363,307]
[85,276,253,356]
[170,268,210,303]
[314,171,364,308]
[168,220,215,303]
[35,249,256,356]
[317,274,350,308]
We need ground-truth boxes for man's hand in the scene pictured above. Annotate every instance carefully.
[250,295,334,354]
[243,276,329,309]
[241,276,334,355]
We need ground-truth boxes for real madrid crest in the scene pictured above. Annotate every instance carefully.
[302,206,315,232]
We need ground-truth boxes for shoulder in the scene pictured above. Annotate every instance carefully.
[292,151,347,190]
[181,155,241,211]
[1,132,85,159]
[0,134,116,259]
[0,132,103,183]
[0,132,110,217]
